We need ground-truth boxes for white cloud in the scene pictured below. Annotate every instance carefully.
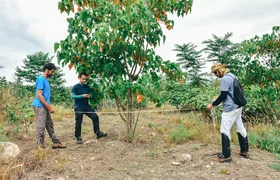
[0,0,279,86]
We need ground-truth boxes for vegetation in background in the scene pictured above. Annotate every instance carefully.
[15,51,72,106]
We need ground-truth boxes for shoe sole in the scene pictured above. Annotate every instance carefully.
[218,157,232,163]
[97,135,107,139]
[239,153,250,159]
[52,146,67,149]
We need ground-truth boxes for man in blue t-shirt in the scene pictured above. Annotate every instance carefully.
[32,63,66,149]
[206,63,249,163]
[72,72,107,144]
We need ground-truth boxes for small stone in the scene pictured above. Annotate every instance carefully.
[90,157,95,161]
[206,165,211,168]
[56,177,65,180]
[182,154,192,162]
[171,161,181,166]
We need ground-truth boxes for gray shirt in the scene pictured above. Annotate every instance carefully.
[220,73,239,112]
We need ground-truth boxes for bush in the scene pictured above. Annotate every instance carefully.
[249,125,280,154]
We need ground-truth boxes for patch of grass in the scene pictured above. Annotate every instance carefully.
[168,124,195,144]
[275,154,280,160]
[81,125,92,134]
[249,124,280,153]
[168,116,183,124]
[166,113,220,144]
[25,147,48,171]
[268,163,280,172]
[52,105,73,121]
[193,144,200,150]
[52,155,69,173]
[0,124,9,142]
[148,122,157,128]
[0,157,24,180]
[0,134,9,142]
[156,127,164,134]
[150,151,159,158]
[219,168,231,175]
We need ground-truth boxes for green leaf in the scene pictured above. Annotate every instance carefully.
[54,42,60,53]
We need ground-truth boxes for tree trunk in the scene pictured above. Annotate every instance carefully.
[126,88,134,142]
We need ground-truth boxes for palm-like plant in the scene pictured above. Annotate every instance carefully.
[202,33,241,71]
[173,43,201,70]
[188,69,209,87]
[173,43,209,87]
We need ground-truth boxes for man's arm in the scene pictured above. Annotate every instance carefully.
[206,91,228,110]
[37,90,55,113]
[71,85,90,99]
[212,91,228,106]
[72,93,86,99]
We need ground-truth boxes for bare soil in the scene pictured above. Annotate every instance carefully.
[2,112,280,180]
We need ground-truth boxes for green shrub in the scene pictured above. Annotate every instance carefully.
[249,127,280,153]
[168,123,195,144]
[268,163,280,172]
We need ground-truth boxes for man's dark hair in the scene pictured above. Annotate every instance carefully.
[43,63,56,71]
[78,72,89,78]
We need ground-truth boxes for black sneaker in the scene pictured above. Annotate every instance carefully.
[96,131,107,139]
[77,137,83,144]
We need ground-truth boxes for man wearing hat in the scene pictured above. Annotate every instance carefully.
[206,63,249,163]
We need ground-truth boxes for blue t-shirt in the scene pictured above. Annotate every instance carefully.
[31,75,51,107]
[220,73,239,112]
[72,83,91,109]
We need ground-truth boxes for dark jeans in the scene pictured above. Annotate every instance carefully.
[74,107,100,138]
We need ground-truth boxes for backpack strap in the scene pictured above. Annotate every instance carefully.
[224,74,235,100]
[225,73,236,80]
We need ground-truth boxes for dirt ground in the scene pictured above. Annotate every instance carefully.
[2,111,280,180]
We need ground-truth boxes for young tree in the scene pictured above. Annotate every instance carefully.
[55,0,193,140]
[173,43,201,70]
[15,51,65,85]
[0,66,7,85]
[202,33,241,71]
[173,43,208,86]
[15,52,52,84]
[15,51,71,105]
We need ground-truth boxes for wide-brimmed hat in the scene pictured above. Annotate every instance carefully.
[211,63,227,73]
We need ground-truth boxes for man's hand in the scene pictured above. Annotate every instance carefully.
[206,103,214,110]
[83,94,90,98]
[48,106,55,113]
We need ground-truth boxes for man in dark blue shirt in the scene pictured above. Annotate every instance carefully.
[72,72,107,144]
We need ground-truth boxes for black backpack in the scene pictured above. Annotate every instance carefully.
[226,74,247,106]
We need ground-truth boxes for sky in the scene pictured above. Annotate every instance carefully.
[0,0,279,86]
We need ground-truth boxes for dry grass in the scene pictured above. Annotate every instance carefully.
[52,105,74,121]
[23,147,48,171]
[51,154,69,173]
[0,157,24,180]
